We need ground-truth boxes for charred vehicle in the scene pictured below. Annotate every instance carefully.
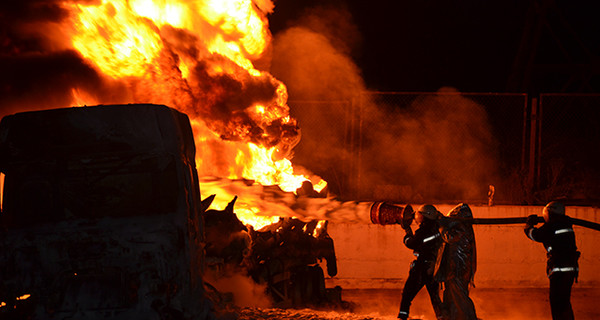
[245,217,340,308]
[0,104,210,319]
[202,194,342,309]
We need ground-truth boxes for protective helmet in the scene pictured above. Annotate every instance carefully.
[417,204,441,220]
[448,203,473,218]
[543,201,565,222]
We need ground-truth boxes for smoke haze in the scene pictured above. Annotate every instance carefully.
[205,268,272,308]
[270,5,500,202]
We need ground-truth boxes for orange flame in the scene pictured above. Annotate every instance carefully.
[71,88,99,106]
[70,0,163,79]
[68,0,270,80]
[64,0,326,228]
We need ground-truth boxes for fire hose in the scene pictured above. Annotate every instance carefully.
[370,202,600,231]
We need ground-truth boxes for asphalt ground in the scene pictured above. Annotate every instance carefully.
[342,287,600,320]
[236,286,600,319]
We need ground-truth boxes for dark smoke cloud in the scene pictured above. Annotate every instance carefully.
[0,50,131,117]
[0,0,131,117]
[0,0,299,156]
[0,0,86,54]
[0,0,70,109]
[268,6,365,187]
[160,27,300,151]
[0,0,70,26]
[270,6,500,202]
[359,87,500,201]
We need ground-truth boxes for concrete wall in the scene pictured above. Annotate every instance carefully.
[325,204,600,289]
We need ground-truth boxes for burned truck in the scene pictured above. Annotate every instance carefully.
[202,194,342,309]
[0,104,210,319]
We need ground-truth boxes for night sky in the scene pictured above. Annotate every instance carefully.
[265,0,600,203]
[268,0,600,94]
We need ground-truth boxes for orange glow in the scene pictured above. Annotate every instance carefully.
[70,0,163,78]
[313,179,328,193]
[0,173,4,212]
[64,0,326,229]
[130,0,187,28]
[312,220,327,237]
[199,0,269,58]
[67,0,269,79]
[233,207,280,231]
[236,143,306,192]
[71,88,98,106]
[0,293,31,309]
[16,294,30,301]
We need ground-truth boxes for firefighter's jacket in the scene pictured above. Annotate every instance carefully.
[403,219,442,270]
[434,204,477,285]
[525,215,580,277]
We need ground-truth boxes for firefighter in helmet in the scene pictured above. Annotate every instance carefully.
[398,204,446,320]
[435,203,478,320]
[525,201,580,320]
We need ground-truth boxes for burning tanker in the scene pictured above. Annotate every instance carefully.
[0,103,363,318]
[0,0,374,316]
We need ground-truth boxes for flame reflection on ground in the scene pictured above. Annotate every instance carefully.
[238,308,396,320]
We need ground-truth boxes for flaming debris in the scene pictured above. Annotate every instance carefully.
[200,177,371,228]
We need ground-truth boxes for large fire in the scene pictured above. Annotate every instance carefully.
[63,0,325,228]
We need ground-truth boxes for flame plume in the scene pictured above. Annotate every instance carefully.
[59,0,325,227]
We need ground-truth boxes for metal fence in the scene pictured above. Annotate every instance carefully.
[289,92,600,205]
[286,100,356,198]
[355,91,528,204]
[533,94,600,204]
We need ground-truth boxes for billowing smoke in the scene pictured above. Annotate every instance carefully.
[1,0,500,202]
[204,269,272,308]
[270,5,499,202]
[0,1,126,115]
[0,0,299,163]
[0,51,126,114]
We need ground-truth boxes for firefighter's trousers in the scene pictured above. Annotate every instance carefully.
[549,271,576,320]
[398,260,444,319]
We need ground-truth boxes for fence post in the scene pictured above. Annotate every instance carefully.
[527,97,539,197]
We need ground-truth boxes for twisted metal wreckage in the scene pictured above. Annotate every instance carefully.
[0,104,346,319]
[202,194,345,310]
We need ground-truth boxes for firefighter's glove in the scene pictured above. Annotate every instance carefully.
[403,226,413,235]
[526,214,538,227]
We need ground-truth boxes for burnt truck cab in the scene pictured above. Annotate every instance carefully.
[0,104,209,319]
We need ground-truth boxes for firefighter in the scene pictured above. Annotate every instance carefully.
[398,204,446,320]
[435,203,478,320]
[525,201,580,320]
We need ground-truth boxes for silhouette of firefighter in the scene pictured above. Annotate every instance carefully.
[435,203,478,320]
[398,204,445,320]
[525,201,580,320]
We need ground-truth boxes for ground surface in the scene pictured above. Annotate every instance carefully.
[238,287,600,319]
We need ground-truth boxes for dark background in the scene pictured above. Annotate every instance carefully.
[266,0,600,204]
[268,0,600,94]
